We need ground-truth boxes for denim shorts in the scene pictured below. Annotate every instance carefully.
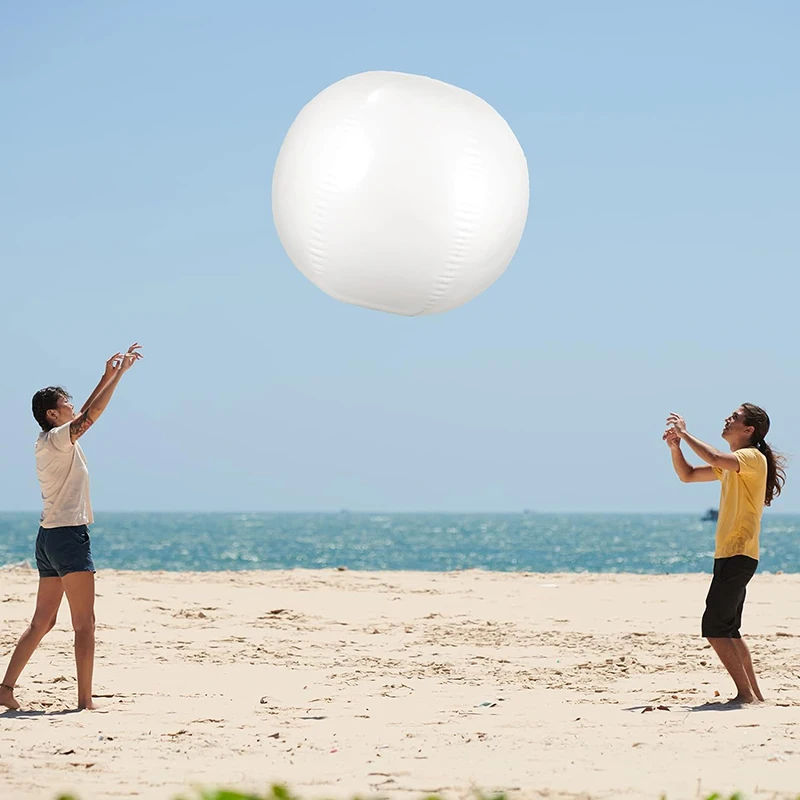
[35,525,96,578]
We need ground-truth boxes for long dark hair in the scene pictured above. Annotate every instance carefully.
[741,403,786,506]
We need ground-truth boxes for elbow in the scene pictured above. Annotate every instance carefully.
[707,453,725,470]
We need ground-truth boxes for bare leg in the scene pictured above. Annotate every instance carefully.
[0,577,64,710]
[707,637,756,703]
[61,571,96,710]
[732,637,763,701]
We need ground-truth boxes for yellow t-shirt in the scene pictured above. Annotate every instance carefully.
[712,447,767,560]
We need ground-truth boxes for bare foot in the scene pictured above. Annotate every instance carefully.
[0,685,20,711]
[726,693,758,706]
[78,700,104,711]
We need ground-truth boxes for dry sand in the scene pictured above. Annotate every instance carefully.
[1,567,800,800]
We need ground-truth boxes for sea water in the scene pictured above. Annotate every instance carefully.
[1,512,799,573]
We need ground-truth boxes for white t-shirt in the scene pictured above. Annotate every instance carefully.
[36,422,94,529]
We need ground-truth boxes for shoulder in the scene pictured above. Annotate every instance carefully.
[39,422,74,453]
[735,447,766,475]
[738,446,765,461]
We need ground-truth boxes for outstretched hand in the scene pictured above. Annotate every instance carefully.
[662,427,681,450]
[104,352,124,378]
[665,412,687,437]
[104,343,143,377]
[119,342,143,373]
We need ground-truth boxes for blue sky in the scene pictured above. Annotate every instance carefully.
[1,1,798,513]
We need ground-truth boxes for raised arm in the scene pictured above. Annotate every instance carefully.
[663,428,717,483]
[80,343,142,414]
[70,344,143,443]
[666,413,740,472]
[80,354,121,414]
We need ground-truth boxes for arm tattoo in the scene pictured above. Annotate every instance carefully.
[70,412,95,441]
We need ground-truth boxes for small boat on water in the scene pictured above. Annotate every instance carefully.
[701,508,719,522]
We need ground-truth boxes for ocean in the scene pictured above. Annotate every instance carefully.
[1,512,799,573]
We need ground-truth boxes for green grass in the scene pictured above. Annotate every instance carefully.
[54,788,793,800]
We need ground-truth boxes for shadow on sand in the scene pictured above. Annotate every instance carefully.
[624,700,761,714]
[1,707,87,719]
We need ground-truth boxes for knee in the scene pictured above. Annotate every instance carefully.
[72,614,95,635]
[30,615,57,634]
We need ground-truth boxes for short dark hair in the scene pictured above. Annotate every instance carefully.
[32,386,71,431]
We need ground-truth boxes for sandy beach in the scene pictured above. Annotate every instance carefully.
[1,567,799,800]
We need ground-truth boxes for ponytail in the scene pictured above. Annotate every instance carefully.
[741,404,787,506]
[756,438,786,507]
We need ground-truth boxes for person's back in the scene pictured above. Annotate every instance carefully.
[713,446,767,560]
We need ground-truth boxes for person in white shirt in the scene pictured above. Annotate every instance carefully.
[0,343,142,711]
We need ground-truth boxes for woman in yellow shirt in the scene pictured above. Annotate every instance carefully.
[664,404,786,705]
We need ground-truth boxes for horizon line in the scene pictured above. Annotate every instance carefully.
[2,508,797,516]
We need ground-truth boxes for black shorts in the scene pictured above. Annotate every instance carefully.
[35,525,96,579]
[701,555,758,638]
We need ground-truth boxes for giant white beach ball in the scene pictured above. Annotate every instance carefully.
[272,71,529,316]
